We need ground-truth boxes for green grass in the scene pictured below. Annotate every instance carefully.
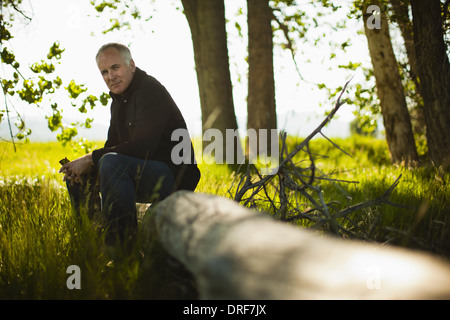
[298,136,449,254]
[0,136,448,299]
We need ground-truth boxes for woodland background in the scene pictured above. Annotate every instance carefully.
[0,0,449,299]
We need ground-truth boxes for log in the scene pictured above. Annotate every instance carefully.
[142,191,450,299]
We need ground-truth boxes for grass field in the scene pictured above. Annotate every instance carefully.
[0,136,448,299]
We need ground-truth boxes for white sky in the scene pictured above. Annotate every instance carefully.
[4,0,375,139]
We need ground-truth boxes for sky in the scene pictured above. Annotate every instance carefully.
[4,0,375,140]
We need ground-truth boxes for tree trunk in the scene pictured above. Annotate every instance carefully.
[410,0,450,168]
[389,0,419,89]
[389,0,425,135]
[142,191,450,299]
[181,0,241,161]
[363,1,419,165]
[247,0,277,156]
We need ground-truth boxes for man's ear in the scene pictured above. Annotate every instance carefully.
[130,59,136,72]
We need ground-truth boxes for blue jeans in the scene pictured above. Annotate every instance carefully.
[67,152,175,246]
[99,152,175,245]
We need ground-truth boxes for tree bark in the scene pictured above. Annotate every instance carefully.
[181,0,240,159]
[363,0,419,165]
[389,0,425,135]
[390,0,419,89]
[143,191,450,299]
[410,0,450,168]
[247,0,277,156]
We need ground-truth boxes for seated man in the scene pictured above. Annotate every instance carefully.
[60,43,200,246]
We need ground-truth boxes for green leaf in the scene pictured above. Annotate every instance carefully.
[53,76,63,89]
[84,118,94,128]
[47,42,65,60]
[30,60,55,74]
[57,127,78,147]
[99,92,110,106]
[82,95,98,110]
[1,47,16,65]
[46,111,63,132]
[17,80,42,104]
[65,80,87,99]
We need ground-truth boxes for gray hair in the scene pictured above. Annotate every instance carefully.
[96,43,133,65]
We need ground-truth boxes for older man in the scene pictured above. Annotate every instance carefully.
[60,43,200,246]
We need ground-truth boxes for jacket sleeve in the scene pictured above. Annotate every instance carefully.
[91,104,119,166]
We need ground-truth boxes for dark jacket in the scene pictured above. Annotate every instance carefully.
[92,67,200,191]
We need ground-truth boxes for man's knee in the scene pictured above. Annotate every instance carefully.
[98,152,123,176]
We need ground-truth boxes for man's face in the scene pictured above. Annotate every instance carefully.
[97,47,136,95]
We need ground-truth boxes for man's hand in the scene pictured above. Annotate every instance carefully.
[59,153,94,184]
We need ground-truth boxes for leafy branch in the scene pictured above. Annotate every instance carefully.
[1,4,110,150]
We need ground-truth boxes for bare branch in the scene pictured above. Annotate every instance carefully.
[278,76,353,168]
[319,132,352,158]
[232,78,410,240]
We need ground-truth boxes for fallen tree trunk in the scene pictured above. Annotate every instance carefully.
[142,191,450,299]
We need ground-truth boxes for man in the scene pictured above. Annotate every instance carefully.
[60,43,200,246]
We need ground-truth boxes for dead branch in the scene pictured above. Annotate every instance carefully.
[232,78,410,240]
[234,77,351,203]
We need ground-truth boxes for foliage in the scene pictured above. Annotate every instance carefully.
[0,1,110,148]
[89,0,155,34]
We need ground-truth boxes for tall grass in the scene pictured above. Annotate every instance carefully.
[0,136,448,299]
[0,142,143,299]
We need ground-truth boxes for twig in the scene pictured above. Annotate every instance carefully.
[316,185,340,235]
[233,78,352,203]
[271,10,307,83]
[320,132,352,158]
[278,76,353,168]
[0,81,16,152]
[333,175,404,220]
